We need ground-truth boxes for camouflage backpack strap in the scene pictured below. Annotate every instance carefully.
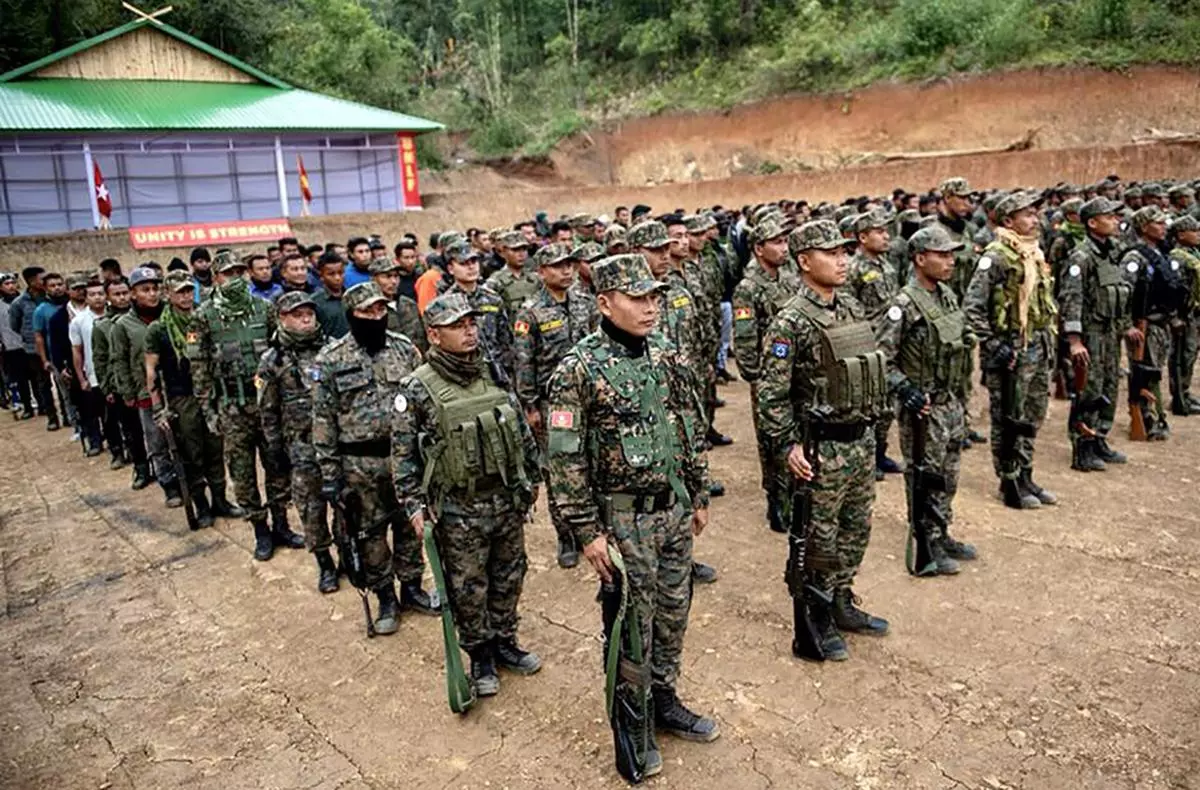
[412,363,457,500]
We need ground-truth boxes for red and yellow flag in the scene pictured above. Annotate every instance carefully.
[297,155,313,203]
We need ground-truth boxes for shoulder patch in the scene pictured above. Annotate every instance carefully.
[672,295,691,309]
[1068,264,1081,277]
[887,305,903,321]
[734,306,753,320]
[253,375,265,390]
[549,410,575,429]
[977,257,993,272]
[1126,261,1139,273]
[770,338,791,359]
[861,270,880,283]
[479,304,500,313]
[1171,259,1180,271]
[394,394,408,413]
[539,318,564,332]
[185,331,199,344]
[513,319,530,336]
[308,367,321,381]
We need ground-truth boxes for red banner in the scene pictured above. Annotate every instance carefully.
[129,218,292,250]
[397,133,421,209]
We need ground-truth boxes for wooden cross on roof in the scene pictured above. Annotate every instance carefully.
[121,2,174,26]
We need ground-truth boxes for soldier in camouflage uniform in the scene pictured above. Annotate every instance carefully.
[369,257,425,352]
[683,213,732,447]
[604,224,629,255]
[444,242,514,387]
[844,209,903,479]
[547,254,719,778]
[757,220,890,662]
[512,243,598,567]
[875,226,979,576]
[391,292,542,696]
[731,214,800,533]
[963,191,1059,508]
[1169,185,1196,217]
[312,282,435,635]
[1058,197,1134,471]
[258,292,338,593]
[145,271,229,528]
[487,230,541,315]
[1169,215,1200,414]
[192,251,300,559]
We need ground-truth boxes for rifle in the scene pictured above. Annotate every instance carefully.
[156,376,199,530]
[1127,320,1160,441]
[602,545,651,783]
[332,489,376,638]
[906,410,945,577]
[785,410,828,663]
[1065,355,1108,440]
[477,327,511,390]
[423,519,475,714]
[996,350,1036,508]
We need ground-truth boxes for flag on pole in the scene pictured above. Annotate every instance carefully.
[297,154,313,215]
[93,161,112,225]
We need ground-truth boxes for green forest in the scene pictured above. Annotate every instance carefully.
[2,0,1197,161]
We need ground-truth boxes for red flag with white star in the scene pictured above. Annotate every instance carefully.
[93,161,112,219]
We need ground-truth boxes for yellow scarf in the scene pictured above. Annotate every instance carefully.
[996,227,1048,341]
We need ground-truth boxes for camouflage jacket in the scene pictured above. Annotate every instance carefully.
[1057,234,1129,335]
[1170,245,1200,316]
[257,331,325,466]
[875,282,974,397]
[937,215,980,301]
[731,261,799,383]
[545,328,710,547]
[311,331,422,485]
[512,285,597,409]
[844,250,899,326]
[659,269,703,368]
[388,296,426,355]
[962,238,1056,355]
[191,292,276,411]
[447,282,514,382]
[487,264,542,316]
[682,254,722,356]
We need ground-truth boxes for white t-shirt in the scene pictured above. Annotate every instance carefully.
[68,309,101,387]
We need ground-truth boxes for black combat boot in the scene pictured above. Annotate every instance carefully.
[315,549,339,594]
[556,533,579,568]
[494,636,542,675]
[806,588,848,661]
[832,588,890,635]
[1020,469,1057,505]
[1171,398,1192,417]
[1094,435,1126,464]
[470,641,500,696]
[1072,437,1107,472]
[968,428,987,444]
[374,583,401,635]
[940,532,978,561]
[708,480,725,497]
[1000,476,1040,509]
[767,496,785,533]
[252,518,274,561]
[1147,418,1170,441]
[130,463,153,490]
[162,479,184,509]
[269,504,305,548]
[210,487,245,518]
[191,485,215,529]
[875,439,903,476]
[109,449,127,470]
[705,427,733,446]
[46,415,60,431]
[652,686,721,742]
[691,561,718,584]
[400,581,440,615]
[928,541,961,575]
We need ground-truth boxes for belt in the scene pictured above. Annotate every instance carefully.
[810,421,867,442]
[602,490,677,514]
[337,438,390,457]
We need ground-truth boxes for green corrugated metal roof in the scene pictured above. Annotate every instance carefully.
[0,18,292,89]
[0,79,442,133]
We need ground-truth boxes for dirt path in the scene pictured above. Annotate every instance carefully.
[1,377,1197,789]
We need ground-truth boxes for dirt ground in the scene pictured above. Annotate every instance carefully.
[1,368,1197,790]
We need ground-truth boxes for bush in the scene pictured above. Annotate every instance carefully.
[469,113,530,158]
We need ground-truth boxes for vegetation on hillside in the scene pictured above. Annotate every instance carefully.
[2,0,1198,162]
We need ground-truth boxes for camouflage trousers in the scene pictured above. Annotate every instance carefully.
[983,336,1051,478]
[874,411,894,462]
[433,491,528,652]
[803,433,876,592]
[603,499,693,691]
[1146,323,1170,420]
[343,455,423,589]
[1179,319,1200,402]
[898,396,964,541]
[173,395,227,495]
[290,456,330,553]
[535,403,569,541]
[1076,324,1121,438]
[750,383,786,512]
[217,401,289,522]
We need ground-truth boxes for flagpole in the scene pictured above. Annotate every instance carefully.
[82,140,102,230]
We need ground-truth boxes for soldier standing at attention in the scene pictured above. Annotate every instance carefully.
[369,257,424,350]
[731,214,799,533]
[683,214,732,448]
[875,227,979,575]
[1168,215,1200,415]
[312,282,436,634]
[258,292,338,593]
[486,230,541,316]
[511,243,597,568]
[391,292,542,696]
[192,252,301,559]
[444,242,514,386]
[547,255,719,781]
[963,192,1059,508]
[845,209,904,480]
[757,220,891,661]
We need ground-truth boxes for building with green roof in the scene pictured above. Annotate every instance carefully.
[0,14,442,236]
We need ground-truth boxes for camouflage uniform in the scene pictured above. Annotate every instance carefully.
[486,230,542,315]
[368,257,426,353]
[444,244,514,386]
[391,293,541,666]
[937,178,983,442]
[1169,215,1200,411]
[258,292,329,553]
[546,254,713,748]
[683,214,725,422]
[312,283,425,592]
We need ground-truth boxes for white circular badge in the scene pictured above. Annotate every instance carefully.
[394,394,408,413]
[1068,264,1081,277]
[1126,261,1139,273]
[977,257,992,272]
[1171,260,1180,271]
[887,305,903,321]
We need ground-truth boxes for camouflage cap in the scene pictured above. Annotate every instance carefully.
[907,225,965,256]
[750,213,790,245]
[838,215,858,236]
[1169,185,1196,200]
[1123,185,1143,199]
[939,177,972,198]
[276,291,316,314]
[214,249,244,273]
[368,257,400,275]
[591,254,668,297]
[895,208,922,225]
[572,241,606,263]
[603,224,628,250]
[1132,205,1168,228]
[1079,196,1123,222]
[495,229,529,249]
[995,190,1043,222]
[164,271,193,292]
[437,231,466,249]
[1060,197,1085,217]
[627,220,671,249]
[919,214,939,228]
[1141,182,1166,198]
[982,191,1009,212]
[343,282,389,312]
[832,205,857,223]
[568,212,595,229]
[751,204,781,225]
[534,242,578,268]
[128,266,162,287]
[423,292,480,328]
[788,220,854,256]
[852,209,890,234]
[1171,214,1200,234]
[66,273,91,289]
[684,213,717,233]
[444,241,480,263]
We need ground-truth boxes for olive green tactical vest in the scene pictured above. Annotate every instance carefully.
[1170,247,1200,313]
[206,300,271,382]
[898,284,970,395]
[986,242,1058,336]
[503,275,538,313]
[413,364,527,498]
[794,299,888,418]
[1091,257,1133,323]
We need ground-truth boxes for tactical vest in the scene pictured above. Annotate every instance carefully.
[1171,247,1200,313]
[502,274,539,312]
[206,300,271,402]
[986,242,1057,337]
[1092,257,1132,323]
[794,298,888,418]
[412,364,527,500]
[897,284,970,395]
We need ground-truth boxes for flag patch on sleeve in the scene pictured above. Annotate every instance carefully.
[513,320,530,336]
[734,306,753,320]
[771,339,791,359]
[549,410,575,429]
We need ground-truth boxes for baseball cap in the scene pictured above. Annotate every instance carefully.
[164,271,194,292]
[128,266,163,287]
[995,191,1043,222]
[368,257,400,275]
[627,220,671,250]
[535,242,578,268]
[788,220,854,256]
[1080,196,1123,221]
[276,291,316,313]
[907,226,965,256]
[214,249,244,273]
[572,242,606,263]
[591,254,668,297]
[939,177,972,198]
[495,229,529,249]
[423,292,480,328]
[1132,205,1168,228]
[750,214,790,245]
[343,282,389,312]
